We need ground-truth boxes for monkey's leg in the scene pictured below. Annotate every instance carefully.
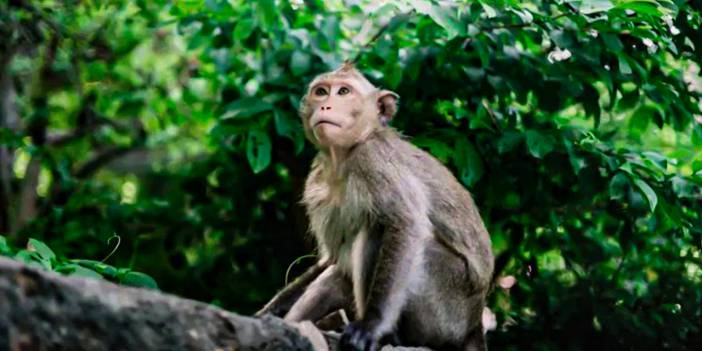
[285,264,353,323]
[255,260,331,318]
[463,326,487,351]
[399,239,488,350]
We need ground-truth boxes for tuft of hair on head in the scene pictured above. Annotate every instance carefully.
[338,60,356,72]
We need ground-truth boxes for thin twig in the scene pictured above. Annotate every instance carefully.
[285,254,317,285]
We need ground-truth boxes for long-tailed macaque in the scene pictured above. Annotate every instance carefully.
[257,63,494,351]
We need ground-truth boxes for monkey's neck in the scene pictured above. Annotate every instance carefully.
[324,146,350,180]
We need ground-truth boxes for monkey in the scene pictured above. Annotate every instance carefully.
[256,62,494,351]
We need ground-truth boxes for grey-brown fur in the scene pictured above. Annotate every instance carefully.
[257,65,493,351]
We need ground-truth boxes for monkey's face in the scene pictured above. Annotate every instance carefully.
[301,66,399,150]
[303,79,376,148]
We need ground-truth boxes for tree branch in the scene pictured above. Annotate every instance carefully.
[0,50,18,234]
[74,145,141,179]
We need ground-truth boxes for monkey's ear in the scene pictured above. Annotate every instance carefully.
[377,90,399,123]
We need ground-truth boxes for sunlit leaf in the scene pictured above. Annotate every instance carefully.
[577,0,614,14]
[246,130,272,173]
[0,236,10,255]
[408,0,464,38]
[256,0,277,33]
[632,178,658,212]
[233,18,256,42]
[120,271,159,289]
[221,98,273,120]
[27,238,56,261]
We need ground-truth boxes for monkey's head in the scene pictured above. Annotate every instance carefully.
[300,62,399,149]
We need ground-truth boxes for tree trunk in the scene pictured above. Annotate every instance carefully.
[0,51,19,234]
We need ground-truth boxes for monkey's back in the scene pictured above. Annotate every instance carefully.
[349,128,494,291]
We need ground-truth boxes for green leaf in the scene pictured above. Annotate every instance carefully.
[481,3,498,18]
[0,235,11,255]
[255,0,278,33]
[602,34,623,52]
[233,18,256,42]
[564,139,587,175]
[691,124,702,146]
[474,41,490,68]
[618,56,632,75]
[413,137,452,163]
[290,51,311,77]
[496,131,522,154]
[454,137,484,187]
[582,85,601,127]
[246,130,272,173]
[618,89,640,110]
[273,110,304,154]
[577,0,614,14]
[629,104,653,134]
[14,250,34,264]
[632,178,658,212]
[469,104,494,130]
[616,1,664,16]
[385,64,403,90]
[385,12,412,33]
[120,271,159,289]
[71,259,119,277]
[221,98,273,120]
[57,264,103,279]
[691,159,702,173]
[525,130,556,159]
[408,0,464,38]
[671,176,697,199]
[609,173,630,200]
[27,238,56,261]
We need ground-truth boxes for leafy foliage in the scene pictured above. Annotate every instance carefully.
[0,236,157,289]
[1,0,701,349]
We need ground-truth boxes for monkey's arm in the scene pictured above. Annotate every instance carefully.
[342,176,428,350]
[284,264,353,323]
[348,219,423,340]
[255,260,331,317]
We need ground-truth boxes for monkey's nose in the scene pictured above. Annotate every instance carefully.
[321,106,331,111]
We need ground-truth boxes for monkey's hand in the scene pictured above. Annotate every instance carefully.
[339,321,381,351]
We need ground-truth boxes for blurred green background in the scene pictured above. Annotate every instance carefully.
[1,0,701,350]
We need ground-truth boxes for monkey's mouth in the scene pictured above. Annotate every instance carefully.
[314,119,341,128]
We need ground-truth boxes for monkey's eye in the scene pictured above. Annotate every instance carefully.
[314,87,328,96]
[338,87,350,95]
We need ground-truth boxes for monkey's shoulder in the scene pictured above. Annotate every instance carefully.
[348,130,451,184]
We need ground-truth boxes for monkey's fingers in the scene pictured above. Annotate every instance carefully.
[340,322,378,351]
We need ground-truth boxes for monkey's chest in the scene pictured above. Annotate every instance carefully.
[304,182,372,268]
[311,202,367,251]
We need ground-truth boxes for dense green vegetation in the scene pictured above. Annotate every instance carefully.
[1,0,701,349]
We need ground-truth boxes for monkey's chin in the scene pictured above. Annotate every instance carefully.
[313,124,344,146]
